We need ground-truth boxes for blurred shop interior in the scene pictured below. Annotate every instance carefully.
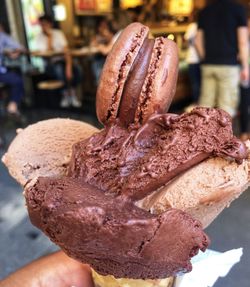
[0,0,250,138]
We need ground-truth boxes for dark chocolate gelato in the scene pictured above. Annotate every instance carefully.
[68,107,247,200]
[25,107,247,279]
[26,177,209,279]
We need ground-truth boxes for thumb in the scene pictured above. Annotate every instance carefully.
[0,251,94,287]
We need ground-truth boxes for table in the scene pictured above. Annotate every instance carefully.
[30,50,65,58]
[30,47,99,59]
[70,47,99,104]
[31,48,99,109]
[71,46,99,58]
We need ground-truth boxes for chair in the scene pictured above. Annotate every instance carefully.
[36,80,64,108]
[37,80,64,90]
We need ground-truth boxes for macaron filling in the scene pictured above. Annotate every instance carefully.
[117,36,166,126]
[107,26,149,122]
[118,38,154,126]
[135,37,165,124]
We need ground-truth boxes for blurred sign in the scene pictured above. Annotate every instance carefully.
[120,0,143,9]
[53,4,67,21]
[74,0,112,14]
[75,0,95,10]
[21,0,44,50]
[167,0,194,15]
[20,0,44,70]
[97,0,112,12]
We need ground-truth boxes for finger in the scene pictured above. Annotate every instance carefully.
[0,251,95,287]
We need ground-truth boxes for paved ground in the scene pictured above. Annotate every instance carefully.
[0,109,249,286]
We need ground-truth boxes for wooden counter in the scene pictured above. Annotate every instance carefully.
[149,24,188,36]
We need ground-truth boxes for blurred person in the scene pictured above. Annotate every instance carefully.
[137,0,159,23]
[239,18,250,141]
[111,9,133,32]
[0,22,25,115]
[91,18,114,46]
[184,9,201,105]
[90,18,115,83]
[0,251,94,287]
[95,12,131,54]
[91,14,130,83]
[195,0,249,118]
[126,6,143,23]
[35,15,82,108]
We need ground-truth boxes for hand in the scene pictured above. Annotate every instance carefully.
[240,66,249,83]
[90,38,98,47]
[96,44,104,53]
[44,28,52,37]
[5,50,21,59]
[97,44,108,55]
[0,251,94,287]
[10,51,21,59]
[102,29,113,42]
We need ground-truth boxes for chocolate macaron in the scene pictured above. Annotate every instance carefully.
[96,22,178,126]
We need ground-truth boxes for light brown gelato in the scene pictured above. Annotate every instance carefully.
[137,141,250,228]
[2,118,98,186]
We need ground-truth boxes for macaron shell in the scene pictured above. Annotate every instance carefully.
[135,38,178,124]
[96,22,149,125]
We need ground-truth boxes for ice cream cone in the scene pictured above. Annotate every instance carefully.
[92,268,174,287]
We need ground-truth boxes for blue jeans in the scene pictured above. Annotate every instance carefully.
[188,63,201,103]
[45,61,82,89]
[92,56,106,85]
[0,71,24,104]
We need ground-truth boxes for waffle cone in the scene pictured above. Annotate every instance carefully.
[92,268,174,287]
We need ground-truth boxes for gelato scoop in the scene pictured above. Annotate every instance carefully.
[24,107,246,280]
[26,177,209,279]
[68,107,246,201]
[2,118,98,186]
[137,145,250,228]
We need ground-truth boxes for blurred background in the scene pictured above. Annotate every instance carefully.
[0,0,250,286]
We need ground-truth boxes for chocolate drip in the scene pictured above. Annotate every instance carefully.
[134,113,178,148]
[216,137,247,164]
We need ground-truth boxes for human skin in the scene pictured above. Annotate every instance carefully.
[0,251,94,287]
